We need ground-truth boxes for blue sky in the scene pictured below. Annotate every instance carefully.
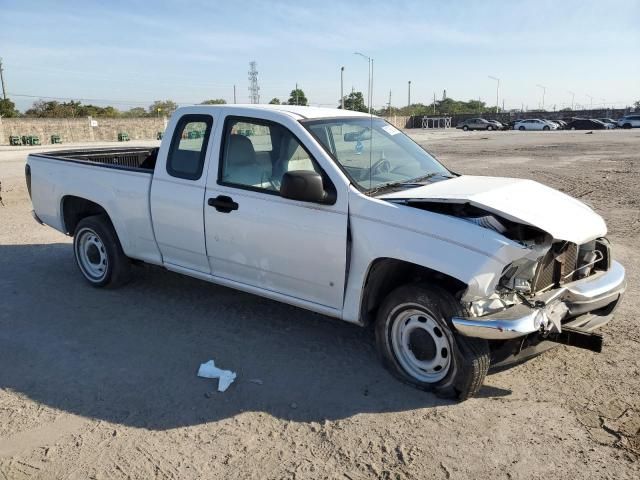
[1,0,638,112]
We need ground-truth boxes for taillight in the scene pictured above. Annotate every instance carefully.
[25,163,32,199]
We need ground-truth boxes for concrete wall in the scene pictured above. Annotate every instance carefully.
[0,117,167,145]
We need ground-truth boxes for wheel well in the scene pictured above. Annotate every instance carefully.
[62,196,108,235]
[360,258,467,325]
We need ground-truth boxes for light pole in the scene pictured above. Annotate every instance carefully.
[354,52,373,114]
[340,66,345,109]
[536,84,546,111]
[488,76,500,113]
[586,94,593,110]
[408,80,411,107]
[568,90,575,110]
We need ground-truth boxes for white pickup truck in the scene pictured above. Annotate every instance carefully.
[26,105,626,400]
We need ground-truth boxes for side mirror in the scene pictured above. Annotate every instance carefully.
[280,171,335,204]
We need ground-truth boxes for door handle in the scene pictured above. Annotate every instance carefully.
[208,195,239,213]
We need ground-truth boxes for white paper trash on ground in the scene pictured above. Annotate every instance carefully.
[197,360,237,392]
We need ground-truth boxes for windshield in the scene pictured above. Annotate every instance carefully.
[303,117,451,192]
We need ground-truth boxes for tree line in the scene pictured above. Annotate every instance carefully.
[2,92,636,119]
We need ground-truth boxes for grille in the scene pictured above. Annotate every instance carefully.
[531,242,579,292]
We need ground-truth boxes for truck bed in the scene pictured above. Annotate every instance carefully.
[30,147,158,172]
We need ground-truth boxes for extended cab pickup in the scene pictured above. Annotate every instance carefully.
[26,105,627,400]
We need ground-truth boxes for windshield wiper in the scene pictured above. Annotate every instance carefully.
[404,172,454,184]
[366,172,454,196]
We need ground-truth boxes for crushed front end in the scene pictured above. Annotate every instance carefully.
[453,235,626,367]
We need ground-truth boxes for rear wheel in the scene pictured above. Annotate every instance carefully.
[571,126,576,130]
[375,284,489,400]
[462,125,469,131]
[623,123,632,129]
[73,215,131,288]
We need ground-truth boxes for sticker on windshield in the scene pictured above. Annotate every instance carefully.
[382,125,401,136]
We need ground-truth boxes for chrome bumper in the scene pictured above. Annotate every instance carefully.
[452,261,626,340]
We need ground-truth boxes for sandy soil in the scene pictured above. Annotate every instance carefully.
[0,130,638,479]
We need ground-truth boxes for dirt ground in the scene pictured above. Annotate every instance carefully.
[0,130,638,479]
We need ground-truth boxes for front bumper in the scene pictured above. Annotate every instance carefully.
[452,261,626,340]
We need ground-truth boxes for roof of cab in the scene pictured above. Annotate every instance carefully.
[178,104,373,121]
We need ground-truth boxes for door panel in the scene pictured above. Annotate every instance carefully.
[204,115,348,309]
[150,113,216,272]
[205,187,347,308]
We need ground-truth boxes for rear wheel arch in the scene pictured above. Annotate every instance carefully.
[61,196,110,235]
[359,257,467,326]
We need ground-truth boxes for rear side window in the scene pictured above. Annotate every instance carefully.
[167,114,213,180]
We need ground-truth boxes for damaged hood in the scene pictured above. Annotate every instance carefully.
[379,175,606,244]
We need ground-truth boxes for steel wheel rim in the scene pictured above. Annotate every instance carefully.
[391,308,452,383]
[76,228,108,281]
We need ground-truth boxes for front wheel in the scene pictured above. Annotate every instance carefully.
[375,284,489,400]
[543,125,550,131]
[462,125,469,131]
[518,126,525,131]
[487,125,493,131]
[73,215,131,288]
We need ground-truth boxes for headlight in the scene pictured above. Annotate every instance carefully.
[499,258,538,293]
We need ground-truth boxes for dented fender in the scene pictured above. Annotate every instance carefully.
[341,187,541,324]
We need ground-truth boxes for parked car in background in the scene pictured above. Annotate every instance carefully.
[543,120,562,129]
[594,119,615,129]
[599,118,617,128]
[565,119,607,130]
[487,120,508,130]
[456,118,497,131]
[617,114,640,129]
[514,119,558,131]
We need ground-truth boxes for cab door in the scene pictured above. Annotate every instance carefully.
[150,112,218,273]
[203,114,349,310]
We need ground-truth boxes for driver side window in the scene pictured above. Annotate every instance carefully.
[219,117,321,193]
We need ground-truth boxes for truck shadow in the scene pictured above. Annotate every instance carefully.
[0,243,511,431]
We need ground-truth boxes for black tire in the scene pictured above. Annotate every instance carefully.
[487,125,493,131]
[375,284,489,400]
[623,123,632,129]
[543,125,550,131]
[518,126,525,131]
[73,215,131,288]
[462,125,468,131]
[571,126,576,130]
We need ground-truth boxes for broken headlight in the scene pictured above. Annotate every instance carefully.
[499,258,538,293]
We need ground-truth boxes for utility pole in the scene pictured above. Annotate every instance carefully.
[0,58,7,100]
[433,92,436,114]
[407,80,411,107]
[340,66,345,109]
[536,84,546,110]
[354,52,373,114]
[568,90,575,110]
[295,82,298,105]
[488,76,500,113]
[387,89,392,114]
[233,85,237,104]
[586,94,593,110]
